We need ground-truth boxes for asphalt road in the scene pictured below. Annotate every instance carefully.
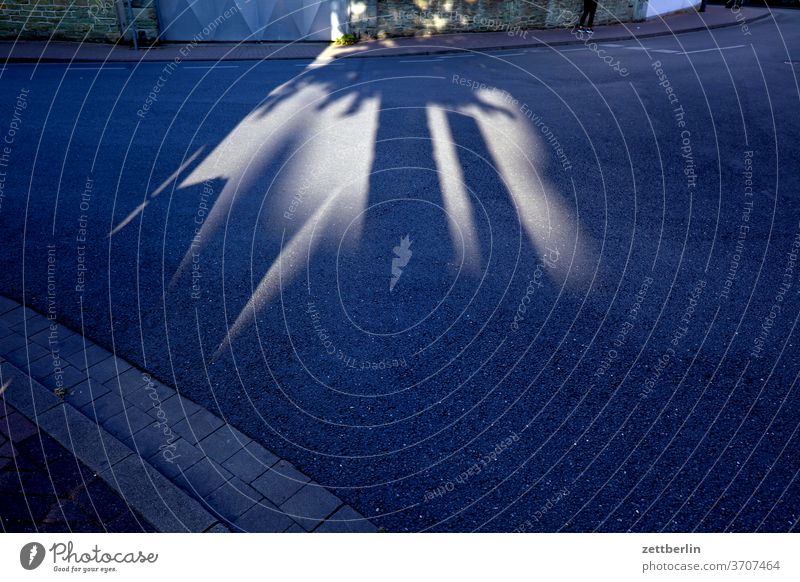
[0,8,799,532]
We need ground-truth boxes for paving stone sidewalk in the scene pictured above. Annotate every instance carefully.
[0,295,376,533]
[0,6,769,64]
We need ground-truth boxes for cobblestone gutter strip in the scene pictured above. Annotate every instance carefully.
[0,295,376,533]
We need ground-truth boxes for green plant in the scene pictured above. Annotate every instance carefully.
[334,33,358,46]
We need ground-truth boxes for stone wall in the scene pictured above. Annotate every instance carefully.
[0,0,159,43]
[350,0,639,38]
[0,0,645,43]
[130,0,159,43]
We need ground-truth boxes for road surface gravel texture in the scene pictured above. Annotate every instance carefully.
[0,7,798,532]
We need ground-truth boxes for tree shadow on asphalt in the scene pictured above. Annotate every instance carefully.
[140,59,597,531]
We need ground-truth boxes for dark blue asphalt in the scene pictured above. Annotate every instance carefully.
[0,9,799,531]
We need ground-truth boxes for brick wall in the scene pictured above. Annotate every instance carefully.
[350,0,638,38]
[0,0,159,43]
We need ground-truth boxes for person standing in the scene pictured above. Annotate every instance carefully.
[578,0,598,34]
